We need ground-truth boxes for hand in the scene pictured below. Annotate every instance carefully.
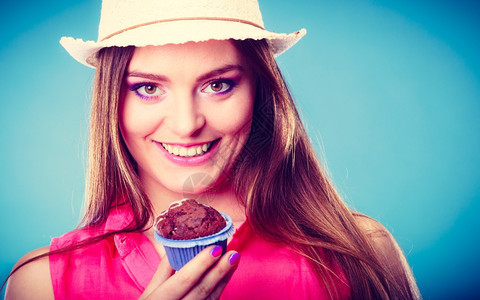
[139,245,240,299]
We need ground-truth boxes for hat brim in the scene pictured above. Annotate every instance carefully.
[60,19,306,68]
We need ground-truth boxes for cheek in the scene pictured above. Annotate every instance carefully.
[209,101,254,137]
[208,86,255,135]
[119,97,162,141]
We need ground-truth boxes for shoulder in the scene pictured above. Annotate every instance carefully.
[5,246,54,300]
[352,213,408,271]
[352,212,402,260]
[353,213,391,238]
[352,212,420,297]
[353,213,415,280]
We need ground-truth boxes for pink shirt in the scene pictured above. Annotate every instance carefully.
[50,204,349,299]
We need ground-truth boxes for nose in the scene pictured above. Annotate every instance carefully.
[165,93,206,137]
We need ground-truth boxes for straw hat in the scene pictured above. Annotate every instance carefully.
[60,0,306,68]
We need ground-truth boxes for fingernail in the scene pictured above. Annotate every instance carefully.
[211,245,223,258]
[229,252,241,265]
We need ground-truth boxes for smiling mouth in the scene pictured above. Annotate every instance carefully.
[160,140,216,158]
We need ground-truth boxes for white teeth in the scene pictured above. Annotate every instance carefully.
[179,147,187,156]
[161,142,212,157]
[187,148,196,157]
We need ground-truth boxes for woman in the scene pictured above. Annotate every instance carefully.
[5,0,420,299]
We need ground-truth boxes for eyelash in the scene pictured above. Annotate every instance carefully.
[202,79,236,95]
[127,78,238,101]
[128,82,164,100]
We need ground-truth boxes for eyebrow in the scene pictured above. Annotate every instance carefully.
[126,71,168,82]
[126,64,244,83]
[196,64,244,82]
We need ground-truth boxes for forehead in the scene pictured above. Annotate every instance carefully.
[127,40,245,73]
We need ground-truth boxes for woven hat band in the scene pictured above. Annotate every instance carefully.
[98,0,265,41]
[101,17,265,42]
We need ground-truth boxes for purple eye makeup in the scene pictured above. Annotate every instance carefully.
[127,82,165,101]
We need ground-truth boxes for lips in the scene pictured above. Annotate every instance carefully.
[153,138,221,166]
[158,139,220,158]
[160,141,214,158]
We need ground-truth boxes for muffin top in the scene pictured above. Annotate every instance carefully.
[155,199,226,240]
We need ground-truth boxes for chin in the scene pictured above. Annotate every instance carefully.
[161,171,220,198]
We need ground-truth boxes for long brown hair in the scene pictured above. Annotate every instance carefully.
[231,39,419,299]
[4,41,419,299]
[81,45,152,230]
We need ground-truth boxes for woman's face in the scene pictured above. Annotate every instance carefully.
[119,40,255,199]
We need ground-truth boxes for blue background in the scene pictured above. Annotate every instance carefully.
[1,1,479,298]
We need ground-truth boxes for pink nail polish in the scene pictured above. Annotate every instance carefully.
[229,252,241,265]
[211,245,223,258]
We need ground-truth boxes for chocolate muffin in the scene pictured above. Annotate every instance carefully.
[155,199,227,240]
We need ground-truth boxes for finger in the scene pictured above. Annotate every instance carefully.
[139,254,175,299]
[146,245,224,299]
[183,251,241,300]
[207,265,238,300]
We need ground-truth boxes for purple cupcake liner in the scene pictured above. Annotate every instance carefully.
[154,212,234,270]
